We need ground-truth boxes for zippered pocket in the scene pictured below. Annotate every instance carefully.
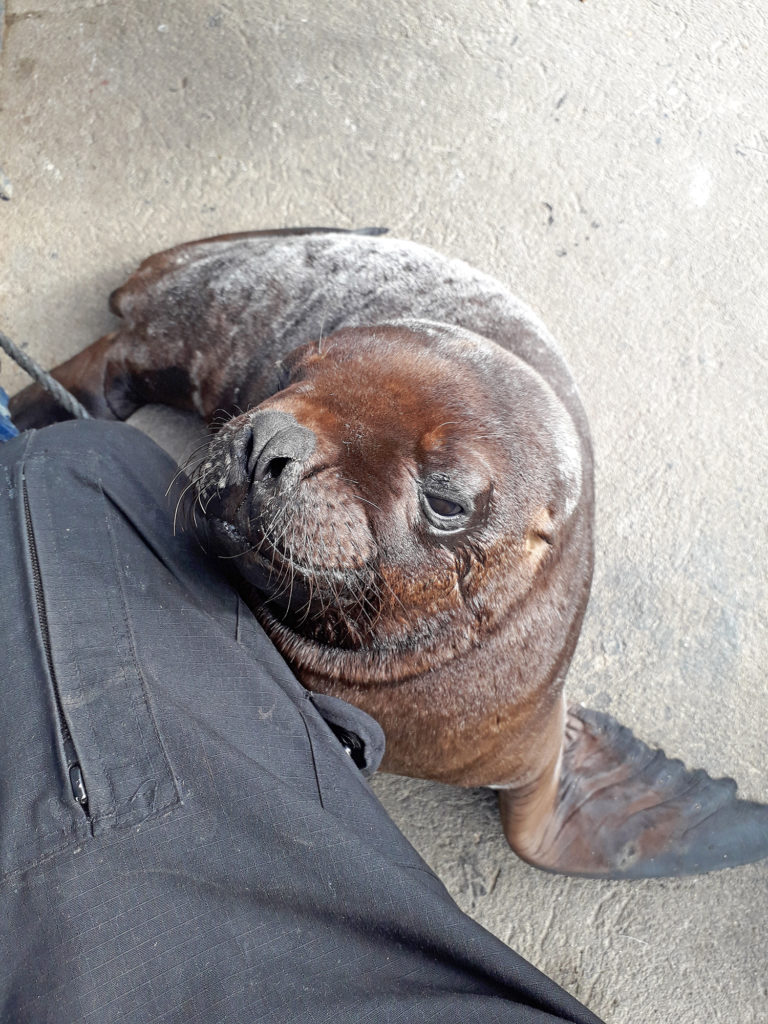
[2,436,183,881]
[23,477,92,824]
[15,451,181,841]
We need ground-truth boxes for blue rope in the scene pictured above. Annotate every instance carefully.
[0,386,17,440]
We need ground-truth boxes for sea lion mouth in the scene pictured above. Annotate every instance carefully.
[207,513,376,634]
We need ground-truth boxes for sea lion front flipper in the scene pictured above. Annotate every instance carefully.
[499,705,768,879]
[9,332,124,429]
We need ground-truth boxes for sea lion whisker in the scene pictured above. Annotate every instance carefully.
[175,442,215,491]
[299,543,328,619]
[168,461,197,502]
[201,475,230,514]
[335,476,383,515]
[262,511,294,575]
[216,543,262,561]
[294,570,317,625]
[172,477,200,536]
[191,459,216,497]
[350,597,376,638]
[166,467,193,502]
[166,454,202,497]
[327,571,369,644]
[350,493,383,514]
[200,482,219,515]
[375,569,411,620]
[182,433,219,462]
[271,529,299,612]
[208,408,239,431]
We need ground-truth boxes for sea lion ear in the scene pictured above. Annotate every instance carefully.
[499,705,768,879]
[273,359,291,391]
[524,506,555,565]
[524,372,583,522]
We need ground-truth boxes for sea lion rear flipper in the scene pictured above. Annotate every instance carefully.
[499,705,768,879]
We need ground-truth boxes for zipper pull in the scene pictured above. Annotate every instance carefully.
[69,763,89,811]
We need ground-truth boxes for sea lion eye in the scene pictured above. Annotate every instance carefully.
[420,474,473,532]
[424,494,464,518]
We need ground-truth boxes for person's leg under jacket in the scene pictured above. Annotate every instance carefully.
[0,420,603,1024]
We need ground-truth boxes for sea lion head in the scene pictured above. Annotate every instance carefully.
[194,320,583,688]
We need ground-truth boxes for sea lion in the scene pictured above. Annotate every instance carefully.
[11,227,768,878]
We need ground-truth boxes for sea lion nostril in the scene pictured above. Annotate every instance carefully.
[241,409,316,484]
[263,456,291,480]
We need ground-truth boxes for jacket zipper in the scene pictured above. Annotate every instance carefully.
[23,478,91,819]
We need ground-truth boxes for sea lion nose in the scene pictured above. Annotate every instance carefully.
[241,409,316,484]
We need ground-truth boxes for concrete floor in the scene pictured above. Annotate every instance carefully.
[2,2,767,1021]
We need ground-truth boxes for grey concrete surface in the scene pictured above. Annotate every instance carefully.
[1,1,767,1021]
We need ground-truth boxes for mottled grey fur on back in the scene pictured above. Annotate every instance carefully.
[116,234,582,429]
